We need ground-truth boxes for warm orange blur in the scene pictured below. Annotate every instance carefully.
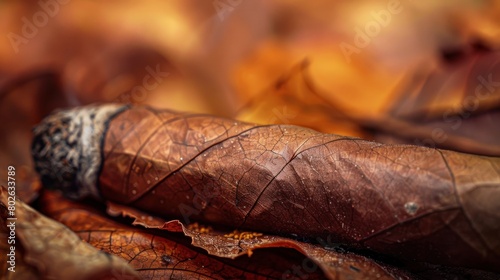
[0,0,499,199]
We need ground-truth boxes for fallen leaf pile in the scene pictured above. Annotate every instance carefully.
[1,0,500,279]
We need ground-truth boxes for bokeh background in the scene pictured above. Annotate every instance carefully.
[1,0,499,201]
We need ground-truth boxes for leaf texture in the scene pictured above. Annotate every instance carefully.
[87,105,500,271]
[0,186,140,280]
[41,190,332,279]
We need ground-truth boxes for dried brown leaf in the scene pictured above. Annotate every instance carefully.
[41,190,329,279]
[235,61,365,137]
[371,49,500,156]
[0,186,140,280]
[106,201,415,280]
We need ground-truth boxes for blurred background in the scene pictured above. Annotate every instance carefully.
[0,0,499,201]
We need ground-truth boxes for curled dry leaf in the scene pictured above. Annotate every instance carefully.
[40,190,329,279]
[105,201,415,280]
[108,201,500,279]
[235,61,366,138]
[31,104,500,272]
[0,186,140,280]
[371,49,500,156]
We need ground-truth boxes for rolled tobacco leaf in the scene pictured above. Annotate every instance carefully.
[32,104,500,271]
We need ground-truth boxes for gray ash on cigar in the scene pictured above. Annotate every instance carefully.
[31,104,128,199]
